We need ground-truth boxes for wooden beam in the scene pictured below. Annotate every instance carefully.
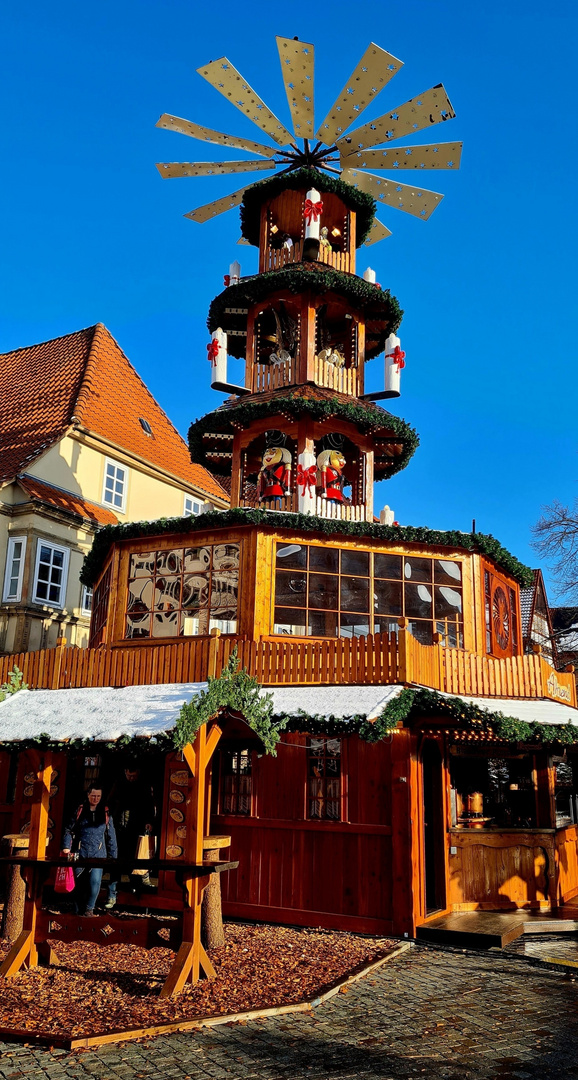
[181,743,196,778]
[205,724,223,766]
[0,929,33,978]
[159,941,195,998]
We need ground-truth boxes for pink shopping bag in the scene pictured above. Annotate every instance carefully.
[54,865,75,893]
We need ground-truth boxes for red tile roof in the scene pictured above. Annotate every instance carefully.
[0,324,227,502]
[17,476,119,526]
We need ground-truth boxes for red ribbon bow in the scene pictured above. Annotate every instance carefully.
[207,340,220,362]
[296,464,317,493]
[303,199,323,225]
[223,274,230,287]
[387,345,406,370]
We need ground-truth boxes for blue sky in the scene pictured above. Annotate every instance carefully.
[1,0,576,598]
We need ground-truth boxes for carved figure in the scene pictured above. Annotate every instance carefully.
[319,226,332,250]
[258,445,292,504]
[317,447,346,503]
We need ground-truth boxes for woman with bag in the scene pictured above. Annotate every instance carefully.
[61,786,118,916]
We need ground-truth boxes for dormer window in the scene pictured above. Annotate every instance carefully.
[139,417,153,435]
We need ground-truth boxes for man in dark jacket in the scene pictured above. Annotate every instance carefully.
[61,786,117,915]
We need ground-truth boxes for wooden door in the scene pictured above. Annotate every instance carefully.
[422,740,446,915]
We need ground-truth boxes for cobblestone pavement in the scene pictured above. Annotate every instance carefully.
[1,944,578,1079]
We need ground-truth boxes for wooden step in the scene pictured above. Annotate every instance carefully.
[417,912,526,949]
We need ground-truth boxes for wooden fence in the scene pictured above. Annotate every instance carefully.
[0,630,575,706]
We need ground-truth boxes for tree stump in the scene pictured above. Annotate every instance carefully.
[201,835,230,950]
[1,835,29,943]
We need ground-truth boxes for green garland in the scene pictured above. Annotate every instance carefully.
[240,167,377,247]
[188,393,418,477]
[207,267,402,360]
[0,732,175,756]
[174,650,283,755]
[277,687,578,746]
[81,507,534,588]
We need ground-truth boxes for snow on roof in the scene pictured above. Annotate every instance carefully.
[0,682,576,744]
[438,691,578,727]
[0,683,405,742]
[0,683,208,742]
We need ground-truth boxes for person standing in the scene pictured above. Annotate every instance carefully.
[61,786,117,916]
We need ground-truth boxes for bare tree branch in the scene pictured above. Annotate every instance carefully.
[532,499,578,601]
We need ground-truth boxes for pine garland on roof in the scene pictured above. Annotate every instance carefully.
[240,167,377,247]
[81,506,534,588]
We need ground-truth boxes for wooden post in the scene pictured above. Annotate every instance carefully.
[397,619,409,684]
[202,836,231,949]
[52,636,67,689]
[208,628,222,679]
[0,835,29,942]
[0,752,52,975]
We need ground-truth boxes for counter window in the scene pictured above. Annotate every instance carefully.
[450,751,537,829]
[220,748,253,816]
[125,543,240,639]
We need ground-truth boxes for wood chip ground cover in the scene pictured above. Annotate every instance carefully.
[0,923,394,1038]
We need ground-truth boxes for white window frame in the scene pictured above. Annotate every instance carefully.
[32,540,70,609]
[102,458,128,513]
[81,585,93,616]
[2,536,27,602]
[184,495,203,517]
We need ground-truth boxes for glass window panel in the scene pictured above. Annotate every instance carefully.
[340,576,369,612]
[434,585,463,619]
[374,553,402,580]
[408,620,433,645]
[39,546,52,564]
[210,571,239,613]
[52,550,64,568]
[275,570,307,608]
[274,607,310,635]
[37,564,50,582]
[374,616,401,635]
[50,567,62,585]
[308,546,338,573]
[340,614,370,637]
[151,611,180,637]
[126,614,151,638]
[181,574,210,609]
[213,544,240,570]
[113,491,123,508]
[36,582,48,599]
[404,557,432,583]
[374,579,402,616]
[405,582,433,618]
[130,552,156,577]
[434,560,462,585]
[309,573,338,610]
[436,619,463,648]
[209,616,238,634]
[341,550,369,576]
[183,546,212,573]
[154,576,182,611]
[276,543,306,570]
[127,578,153,612]
[48,583,60,603]
[156,549,183,575]
[309,610,338,637]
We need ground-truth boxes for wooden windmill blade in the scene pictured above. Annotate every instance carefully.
[341,167,444,220]
[197,56,293,146]
[315,43,403,144]
[156,160,276,179]
[184,185,251,223]
[276,37,315,139]
[156,114,277,158]
[336,84,456,154]
[341,141,463,172]
[363,219,392,245]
